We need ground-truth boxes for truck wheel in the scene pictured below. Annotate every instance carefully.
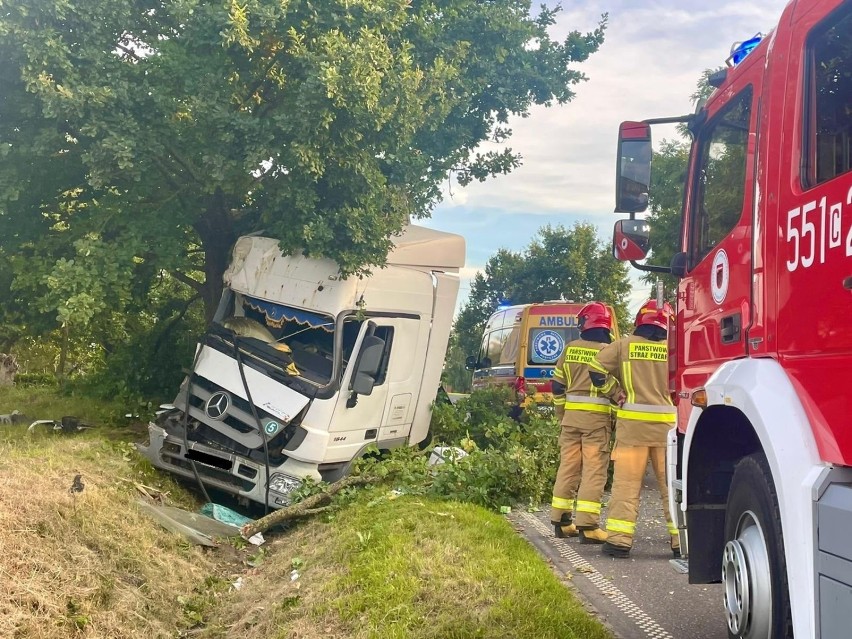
[722,453,792,639]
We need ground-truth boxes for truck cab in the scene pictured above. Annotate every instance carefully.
[140,225,464,508]
[611,1,852,637]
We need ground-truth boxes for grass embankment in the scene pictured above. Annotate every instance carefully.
[0,386,229,638]
[0,386,611,639]
[201,493,611,639]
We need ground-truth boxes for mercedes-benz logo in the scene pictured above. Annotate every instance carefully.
[204,391,231,420]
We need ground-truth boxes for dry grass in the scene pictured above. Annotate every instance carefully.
[0,425,234,638]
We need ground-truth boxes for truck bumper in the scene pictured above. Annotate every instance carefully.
[137,423,302,509]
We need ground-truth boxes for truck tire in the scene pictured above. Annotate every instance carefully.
[722,453,792,639]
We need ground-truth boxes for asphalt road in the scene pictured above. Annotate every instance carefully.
[510,468,727,639]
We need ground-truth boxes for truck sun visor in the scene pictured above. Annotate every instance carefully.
[243,296,334,332]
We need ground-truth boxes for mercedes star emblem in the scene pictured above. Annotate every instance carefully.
[204,391,231,420]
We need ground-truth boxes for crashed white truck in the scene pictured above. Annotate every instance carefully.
[140,224,465,508]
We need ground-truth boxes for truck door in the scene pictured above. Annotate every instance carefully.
[329,317,423,442]
[676,54,763,421]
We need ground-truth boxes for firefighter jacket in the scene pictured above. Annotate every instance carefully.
[552,338,620,431]
[589,334,675,446]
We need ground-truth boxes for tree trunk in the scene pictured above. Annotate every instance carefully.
[57,323,69,380]
[0,353,17,387]
[194,189,236,324]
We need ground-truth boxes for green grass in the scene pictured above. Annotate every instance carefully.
[0,386,610,639]
[203,493,612,639]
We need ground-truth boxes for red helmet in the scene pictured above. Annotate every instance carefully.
[578,302,613,331]
[635,299,674,329]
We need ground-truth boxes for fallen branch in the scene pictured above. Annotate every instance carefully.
[240,475,373,538]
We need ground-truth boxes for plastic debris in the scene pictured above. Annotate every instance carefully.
[428,446,468,466]
[499,506,512,514]
[200,502,254,528]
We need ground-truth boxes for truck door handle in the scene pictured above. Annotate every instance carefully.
[720,313,741,345]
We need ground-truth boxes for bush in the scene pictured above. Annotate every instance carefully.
[14,372,58,387]
[356,388,561,511]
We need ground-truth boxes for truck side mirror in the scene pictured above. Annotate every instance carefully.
[615,121,652,213]
[613,219,651,261]
[350,335,385,396]
[670,252,688,277]
[464,355,477,370]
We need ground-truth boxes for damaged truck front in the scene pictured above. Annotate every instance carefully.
[140,225,465,508]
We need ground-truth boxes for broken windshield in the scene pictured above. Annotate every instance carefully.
[214,293,362,386]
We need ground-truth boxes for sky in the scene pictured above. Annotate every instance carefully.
[419,0,790,316]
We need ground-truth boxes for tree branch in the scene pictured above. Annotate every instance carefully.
[170,270,204,293]
[240,475,373,538]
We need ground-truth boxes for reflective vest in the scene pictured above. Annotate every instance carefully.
[590,335,674,446]
[553,339,617,417]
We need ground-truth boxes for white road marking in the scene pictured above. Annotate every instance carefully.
[519,511,674,639]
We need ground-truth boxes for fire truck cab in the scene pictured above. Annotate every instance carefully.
[612,1,852,637]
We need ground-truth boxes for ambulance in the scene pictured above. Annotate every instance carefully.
[467,301,619,405]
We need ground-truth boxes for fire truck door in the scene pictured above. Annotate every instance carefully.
[677,56,763,418]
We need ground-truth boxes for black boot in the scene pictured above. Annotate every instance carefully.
[602,541,631,558]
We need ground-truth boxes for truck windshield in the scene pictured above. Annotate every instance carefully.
[214,294,357,386]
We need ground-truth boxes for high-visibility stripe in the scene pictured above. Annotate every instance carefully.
[606,518,636,535]
[565,401,611,414]
[551,496,575,510]
[575,500,602,515]
[622,361,635,403]
[667,522,679,535]
[566,395,610,406]
[616,408,677,423]
[621,402,675,413]
[588,358,607,374]
[553,396,566,407]
[598,376,616,394]
[553,367,566,383]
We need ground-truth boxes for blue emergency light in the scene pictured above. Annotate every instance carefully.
[728,34,763,66]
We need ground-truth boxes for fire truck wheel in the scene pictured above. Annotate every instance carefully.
[722,453,792,639]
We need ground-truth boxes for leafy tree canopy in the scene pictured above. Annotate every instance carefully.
[0,0,607,331]
[444,222,630,391]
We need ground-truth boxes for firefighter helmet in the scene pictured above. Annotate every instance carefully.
[578,302,613,331]
[634,299,674,329]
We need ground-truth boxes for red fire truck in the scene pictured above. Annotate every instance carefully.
[611,1,851,637]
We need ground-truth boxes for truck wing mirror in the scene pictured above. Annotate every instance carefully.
[464,355,477,370]
[670,252,688,278]
[350,335,385,396]
[615,121,652,213]
[613,219,651,261]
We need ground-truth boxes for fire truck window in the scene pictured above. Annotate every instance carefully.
[690,89,752,263]
[807,6,852,186]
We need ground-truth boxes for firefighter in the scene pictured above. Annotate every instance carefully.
[550,302,620,543]
[589,299,679,559]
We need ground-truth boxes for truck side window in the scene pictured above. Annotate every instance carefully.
[690,88,753,263]
[372,326,393,386]
[806,5,852,186]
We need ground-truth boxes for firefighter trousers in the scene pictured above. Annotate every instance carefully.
[605,444,679,550]
[550,418,611,528]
